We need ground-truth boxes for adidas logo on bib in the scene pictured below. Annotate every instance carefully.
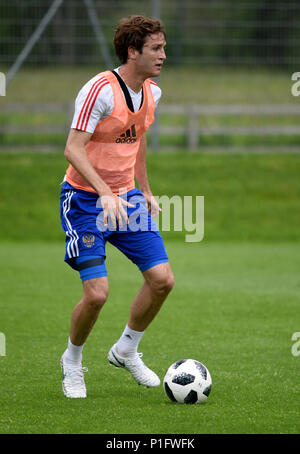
[116,124,137,143]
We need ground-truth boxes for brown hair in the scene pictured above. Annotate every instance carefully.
[114,15,166,64]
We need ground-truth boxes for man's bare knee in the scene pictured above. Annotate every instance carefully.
[149,271,175,298]
[83,278,109,310]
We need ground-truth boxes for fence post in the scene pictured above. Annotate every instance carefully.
[6,0,64,87]
[83,0,114,69]
[187,106,199,151]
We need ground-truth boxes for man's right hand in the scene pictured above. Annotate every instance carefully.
[100,190,134,229]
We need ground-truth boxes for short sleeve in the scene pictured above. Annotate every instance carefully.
[149,80,162,109]
[71,75,112,133]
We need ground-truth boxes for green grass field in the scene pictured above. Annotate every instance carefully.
[1,151,300,242]
[0,241,299,434]
[0,151,299,434]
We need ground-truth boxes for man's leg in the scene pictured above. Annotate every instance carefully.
[61,276,109,398]
[108,262,174,387]
[128,262,174,332]
[70,276,109,346]
[114,262,174,356]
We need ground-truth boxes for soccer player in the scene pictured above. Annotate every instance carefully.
[60,15,174,398]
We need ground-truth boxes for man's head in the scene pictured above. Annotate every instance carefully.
[114,15,166,76]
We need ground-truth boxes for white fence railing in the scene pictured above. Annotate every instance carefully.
[157,104,300,150]
[1,103,300,151]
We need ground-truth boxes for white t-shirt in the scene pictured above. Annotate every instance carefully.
[71,67,161,134]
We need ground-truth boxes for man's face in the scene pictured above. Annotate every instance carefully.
[132,32,167,78]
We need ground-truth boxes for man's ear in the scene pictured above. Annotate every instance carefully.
[128,46,139,61]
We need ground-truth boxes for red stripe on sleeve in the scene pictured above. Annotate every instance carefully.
[76,77,106,130]
[82,81,109,131]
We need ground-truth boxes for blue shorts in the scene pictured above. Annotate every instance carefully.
[60,182,169,281]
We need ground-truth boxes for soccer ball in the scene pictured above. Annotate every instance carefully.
[163,359,212,404]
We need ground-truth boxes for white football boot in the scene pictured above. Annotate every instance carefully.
[60,353,88,398]
[108,344,160,387]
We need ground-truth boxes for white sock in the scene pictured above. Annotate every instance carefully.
[64,337,84,364]
[115,325,144,358]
